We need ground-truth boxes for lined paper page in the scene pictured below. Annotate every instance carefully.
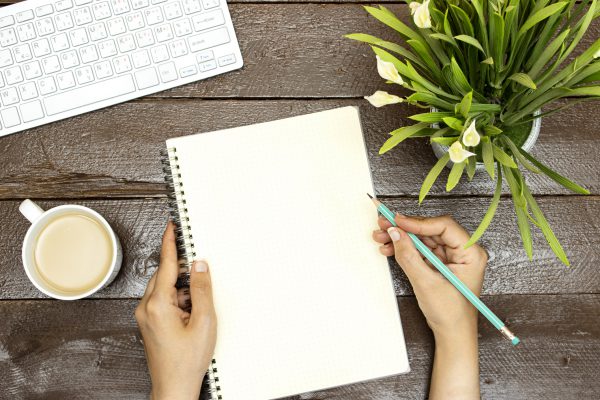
[167,107,409,400]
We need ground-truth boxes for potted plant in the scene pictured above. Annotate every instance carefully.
[347,0,599,265]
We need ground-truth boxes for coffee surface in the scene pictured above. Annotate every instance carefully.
[34,214,113,293]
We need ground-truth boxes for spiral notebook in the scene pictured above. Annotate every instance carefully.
[162,106,409,400]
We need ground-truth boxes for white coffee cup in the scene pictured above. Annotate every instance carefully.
[20,199,123,300]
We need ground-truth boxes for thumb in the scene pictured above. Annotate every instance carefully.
[188,260,216,330]
[387,227,435,283]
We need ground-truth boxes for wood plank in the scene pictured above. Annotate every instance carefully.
[1,196,598,299]
[1,295,598,399]
[0,4,597,98]
[1,99,598,199]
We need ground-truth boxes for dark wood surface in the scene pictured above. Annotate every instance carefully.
[0,1,599,399]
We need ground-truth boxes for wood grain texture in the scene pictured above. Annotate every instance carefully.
[1,99,598,199]
[0,4,597,98]
[1,196,598,299]
[1,295,598,399]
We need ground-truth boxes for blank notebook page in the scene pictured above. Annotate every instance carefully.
[166,106,409,400]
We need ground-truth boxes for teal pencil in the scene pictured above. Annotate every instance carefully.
[368,194,520,346]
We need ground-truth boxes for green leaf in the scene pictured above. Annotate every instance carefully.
[344,33,425,69]
[407,92,454,111]
[504,166,533,259]
[406,39,442,80]
[458,91,473,119]
[508,73,537,90]
[466,156,476,181]
[502,136,540,173]
[419,153,450,203]
[489,12,505,70]
[528,29,571,79]
[431,136,459,145]
[454,34,485,54]
[521,179,570,266]
[379,123,429,154]
[481,57,494,65]
[556,0,597,67]
[482,137,495,179]
[442,117,464,131]
[409,112,454,123]
[446,161,465,191]
[449,57,473,94]
[518,2,569,37]
[363,6,420,42]
[429,33,458,47]
[484,125,503,135]
[464,165,502,248]
[519,149,590,194]
[568,86,600,97]
[492,143,518,168]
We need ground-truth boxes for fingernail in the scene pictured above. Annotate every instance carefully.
[395,213,406,219]
[388,227,401,241]
[194,260,208,272]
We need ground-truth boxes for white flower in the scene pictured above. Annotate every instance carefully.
[364,91,403,108]
[594,49,600,58]
[462,120,481,147]
[410,0,432,29]
[376,55,404,85]
[448,141,476,163]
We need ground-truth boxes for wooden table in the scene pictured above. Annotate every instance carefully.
[1,1,599,399]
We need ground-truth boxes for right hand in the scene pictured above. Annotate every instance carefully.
[372,214,487,337]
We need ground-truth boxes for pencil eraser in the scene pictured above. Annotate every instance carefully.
[512,337,520,346]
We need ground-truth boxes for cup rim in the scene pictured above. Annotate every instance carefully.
[22,204,120,301]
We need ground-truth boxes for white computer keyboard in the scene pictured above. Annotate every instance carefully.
[0,0,243,137]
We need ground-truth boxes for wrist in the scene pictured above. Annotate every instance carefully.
[151,385,201,400]
[432,319,478,346]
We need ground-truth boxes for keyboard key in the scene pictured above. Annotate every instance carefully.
[98,39,117,57]
[75,0,93,5]
[111,0,132,15]
[88,23,108,41]
[198,59,216,72]
[93,2,112,20]
[168,39,187,57]
[55,13,74,31]
[19,82,38,101]
[0,73,4,88]
[13,44,33,62]
[135,28,154,47]
[134,67,158,89]
[195,49,213,63]
[1,87,19,105]
[44,74,135,115]
[117,34,136,52]
[51,33,69,51]
[150,44,168,62]
[182,0,202,14]
[132,0,150,9]
[42,55,61,73]
[144,7,163,25]
[38,76,57,95]
[60,49,80,68]
[164,2,183,20]
[126,11,144,30]
[202,0,219,9]
[192,9,224,32]
[55,0,74,12]
[188,27,229,53]
[151,0,167,4]
[93,60,113,78]
[113,54,132,73]
[75,65,94,84]
[69,27,89,46]
[174,18,192,37]
[179,64,196,78]
[21,100,45,122]
[0,28,17,47]
[35,5,54,17]
[35,17,55,36]
[218,53,235,66]
[0,16,15,28]
[5,66,24,85]
[158,61,177,82]
[56,70,76,89]
[32,38,51,57]
[132,49,150,68]
[17,23,37,41]
[23,60,42,79]
[106,17,126,35]
[0,49,12,67]
[154,24,173,42]
[80,44,99,63]
[16,10,35,23]
[1,107,20,127]
[74,7,93,25]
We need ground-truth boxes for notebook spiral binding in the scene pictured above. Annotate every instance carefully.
[160,147,223,400]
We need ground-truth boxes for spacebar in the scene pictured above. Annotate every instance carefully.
[44,75,136,116]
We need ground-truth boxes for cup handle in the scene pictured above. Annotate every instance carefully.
[20,199,45,224]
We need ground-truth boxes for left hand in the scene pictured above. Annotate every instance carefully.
[135,221,217,400]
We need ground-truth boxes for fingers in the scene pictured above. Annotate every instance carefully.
[188,260,217,332]
[177,287,191,310]
[377,216,394,231]
[387,227,436,282]
[394,214,470,249]
[154,221,180,293]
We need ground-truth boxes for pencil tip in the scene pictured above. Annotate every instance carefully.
[366,193,373,199]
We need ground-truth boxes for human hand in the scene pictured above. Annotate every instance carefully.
[372,214,487,338]
[135,221,217,400]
